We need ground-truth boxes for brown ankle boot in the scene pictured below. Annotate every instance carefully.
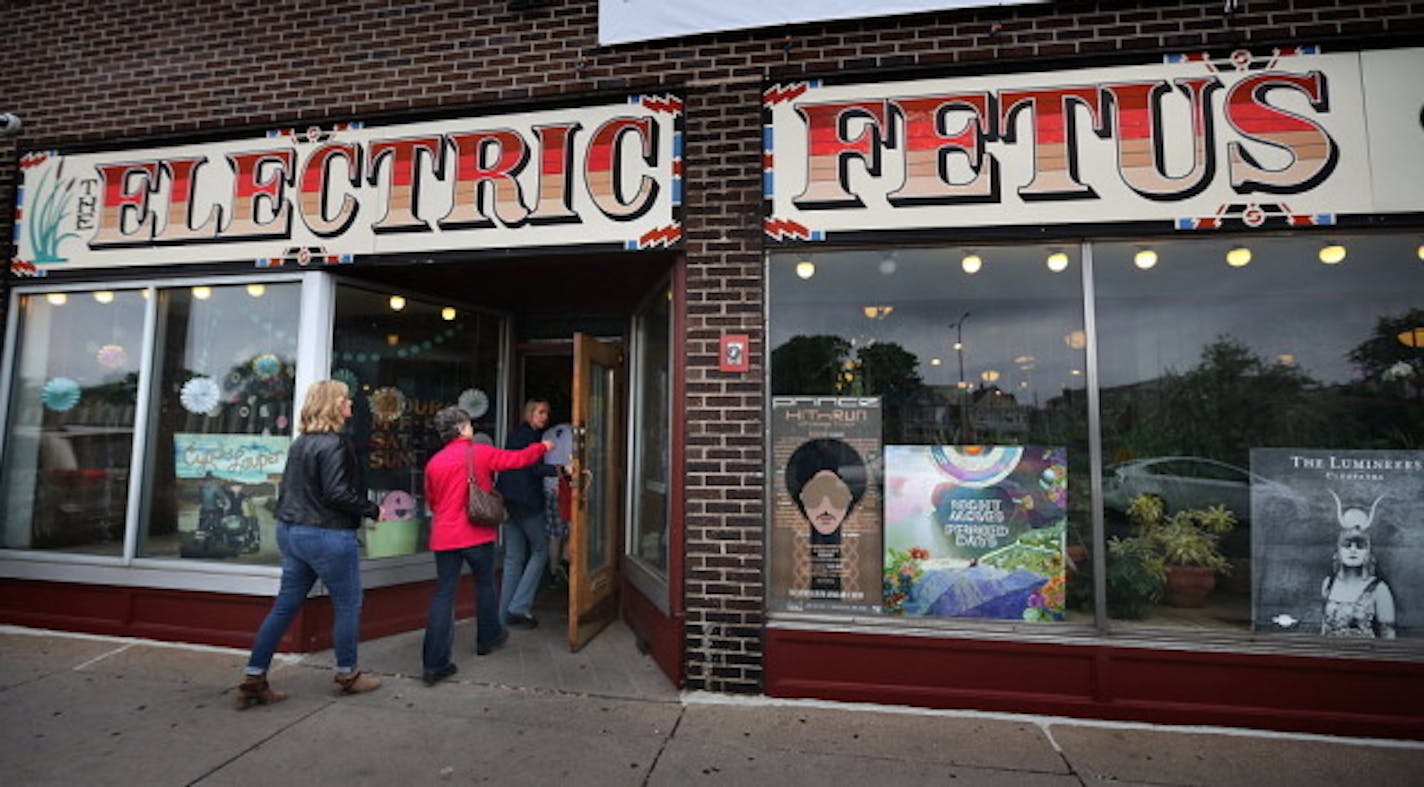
[233,673,288,710]
[332,670,381,696]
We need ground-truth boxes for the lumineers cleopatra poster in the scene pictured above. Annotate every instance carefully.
[1251,448,1424,639]
[171,433,289,560]
[769,397,882,613]
[883,445,1067,621]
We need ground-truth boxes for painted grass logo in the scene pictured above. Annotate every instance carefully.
[26,161,78,263]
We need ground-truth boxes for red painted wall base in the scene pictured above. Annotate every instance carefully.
[620,572,684,687]
[0,577,466,653]
[765,627,1424,740]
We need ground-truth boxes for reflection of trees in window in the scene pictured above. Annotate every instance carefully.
[1102,337,1322,465]
[771,335,923,440]
[1104,328,1424,466]
[771,335,851,395]
[1350,308,1424,400]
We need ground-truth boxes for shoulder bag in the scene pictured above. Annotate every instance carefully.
[465,445,508,526]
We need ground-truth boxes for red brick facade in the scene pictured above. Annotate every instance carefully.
[3,0,1423,697]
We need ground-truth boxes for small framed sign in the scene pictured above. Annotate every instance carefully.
[720,334,750,373]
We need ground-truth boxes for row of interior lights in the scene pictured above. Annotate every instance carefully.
[388,295,459,321]
[46,287,459,322]
[799,241,1424,278]
[45,284,271,306]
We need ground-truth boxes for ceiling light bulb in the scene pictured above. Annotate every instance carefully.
[1046,252,1069,273]
[795,261,815,279]
[1226,247,1252,267]
[1318,244,1346,265]
[45,292,67,306]
[246,283,267,297]
[441,306,456,321]
[1133,249,1158,269]
[192,286,212,300]
[1417,244,1424,262]
[93,291,115,304]
[961,254,982,274]
[389,295,406,311]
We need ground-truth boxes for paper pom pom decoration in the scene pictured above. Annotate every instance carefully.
[331,367,359,393]
[369,386,407,425]
[252,353,283,380]
[457,388,489,419]
[379,490,418,521]
[180,376,222,415]
[96,344,129,370]
[40,377,82,412]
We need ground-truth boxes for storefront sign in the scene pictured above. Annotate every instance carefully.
[599,1,1042,46]
[764,48,1424,239]
[1251,448,1424,639]
[883,445,1066,621]
[769,396,883,613]
[173,433,290,483]
[12,97,683,275]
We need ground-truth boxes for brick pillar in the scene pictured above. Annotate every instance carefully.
[680,81,767,693]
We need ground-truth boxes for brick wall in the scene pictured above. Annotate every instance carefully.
[3,0,1421,693]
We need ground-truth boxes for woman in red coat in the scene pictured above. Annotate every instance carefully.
[420,406,552,685]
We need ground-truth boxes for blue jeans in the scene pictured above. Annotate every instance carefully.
[422,542,500,672]
[499,506,548,621]
[246,522,362,675]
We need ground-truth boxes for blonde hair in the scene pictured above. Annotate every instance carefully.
[299,380,349,433]
[523,398,549,422]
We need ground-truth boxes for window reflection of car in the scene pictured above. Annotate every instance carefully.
[1102,456,1305,524]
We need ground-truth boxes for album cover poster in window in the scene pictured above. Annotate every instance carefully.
[1251,448,1424,639]
[883,445,1067,621]
[769,397,882,614]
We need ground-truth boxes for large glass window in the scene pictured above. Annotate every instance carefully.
[2,289,146,554]
[1096,234,1424,639]
[769,233,1424,648]
[138,282,302,563]
[629,282,672,578]
[331,284,503,559]
[769,245,1090,623]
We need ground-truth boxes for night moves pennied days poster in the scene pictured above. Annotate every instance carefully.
[1251,448,1424,638]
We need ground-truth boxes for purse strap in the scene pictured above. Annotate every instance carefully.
[466,443,476,485]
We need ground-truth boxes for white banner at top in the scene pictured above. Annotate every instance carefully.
[598,0,1043,46]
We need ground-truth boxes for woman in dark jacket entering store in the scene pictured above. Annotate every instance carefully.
[496,398,560,629]
[233,379,382,709]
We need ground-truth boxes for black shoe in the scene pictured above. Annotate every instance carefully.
[422,663,458,686]
[476,628,509,656]
[506,612,539,629]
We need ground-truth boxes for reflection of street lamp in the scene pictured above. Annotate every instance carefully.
[949,312,971,441]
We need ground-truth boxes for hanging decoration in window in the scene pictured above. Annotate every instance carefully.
[331,367,360,394]
[251,353,283,381]
[458,388,489,419]
[40,377,81,412]
[369,386,407,425]
[180,376,222,416]
[96,343,128,370]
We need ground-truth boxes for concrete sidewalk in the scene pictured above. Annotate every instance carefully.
[1,626,1421,786]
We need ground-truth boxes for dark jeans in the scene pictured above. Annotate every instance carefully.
[246,522,362,674]
[421,541,501,673]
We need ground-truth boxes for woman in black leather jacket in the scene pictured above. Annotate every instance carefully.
[233,379,382,708]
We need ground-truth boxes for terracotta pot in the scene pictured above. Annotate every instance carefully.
[1164,565,1216,608]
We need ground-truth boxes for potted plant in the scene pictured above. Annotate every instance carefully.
[1127,494,1236,608]
[1105,534,1166,619]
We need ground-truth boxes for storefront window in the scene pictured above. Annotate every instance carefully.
[138,282,301,563]
[1095,234,1424,640]
[769,245,1091,623]
[629,283,672,577]
[332,284,503,559]
[2,290,146,554]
